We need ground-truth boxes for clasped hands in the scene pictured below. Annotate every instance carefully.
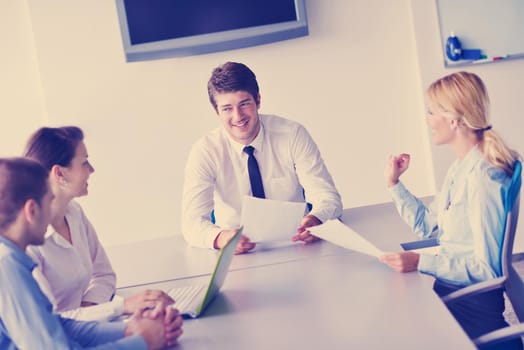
[214,214,323,254]
[115,289,182,349]
[125,301,183,350]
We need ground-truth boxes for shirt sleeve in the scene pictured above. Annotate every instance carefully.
[388,181,439,238]
[0,258,75,349]
[27,246,61,310]
[0,257,145,350]
[28,248,122,322]
[181,139,223,248]
[291,124,342,223]
[59,295,125,322]
[418,172,505,285]
[60,317,147,349]
[79,205,117,304]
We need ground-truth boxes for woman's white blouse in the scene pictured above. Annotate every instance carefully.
[27,201,122,321]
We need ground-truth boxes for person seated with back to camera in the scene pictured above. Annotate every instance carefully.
[380,71,522,350]
[182,61,343,254]
[0,157,183,349]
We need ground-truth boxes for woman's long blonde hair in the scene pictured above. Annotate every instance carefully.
[427,71,520,175]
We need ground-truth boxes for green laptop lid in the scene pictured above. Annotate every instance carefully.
[195,227,243,315]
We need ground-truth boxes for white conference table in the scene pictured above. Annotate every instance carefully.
[106,201,475,349]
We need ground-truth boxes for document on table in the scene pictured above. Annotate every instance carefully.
[241,196,306,242]
[309,219,384,257]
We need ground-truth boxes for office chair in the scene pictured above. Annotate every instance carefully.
[441,160,522,348]
[210,209,216,224]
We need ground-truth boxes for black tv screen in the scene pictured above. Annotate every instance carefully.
[115,0,309,62]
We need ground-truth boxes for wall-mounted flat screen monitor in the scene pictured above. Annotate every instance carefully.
[115,0,309,62]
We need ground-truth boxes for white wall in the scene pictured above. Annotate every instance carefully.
[410,0,524,252]
[3,0,434,246]
[0,0,46,156]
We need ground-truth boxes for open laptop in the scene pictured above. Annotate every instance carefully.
[167,227,242,318]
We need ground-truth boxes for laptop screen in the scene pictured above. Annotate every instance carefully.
[195,227,243,314]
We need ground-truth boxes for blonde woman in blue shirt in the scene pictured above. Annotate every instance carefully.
[380,71,522,350]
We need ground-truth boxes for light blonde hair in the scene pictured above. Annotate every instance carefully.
[427,71,520,175]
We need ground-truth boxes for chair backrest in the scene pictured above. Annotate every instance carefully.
[443,161,524,322]
[500,160,522,278]
[500,161,524,322]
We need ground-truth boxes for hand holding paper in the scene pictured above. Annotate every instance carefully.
[241,196,306,242]
[308,219,384,257]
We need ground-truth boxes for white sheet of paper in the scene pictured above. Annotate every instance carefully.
[241,196,306,242]
[309,219,384,257]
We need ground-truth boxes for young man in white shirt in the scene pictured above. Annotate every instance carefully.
[182,62,342,254]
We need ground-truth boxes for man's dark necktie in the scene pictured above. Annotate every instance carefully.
[243,146,265,198]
